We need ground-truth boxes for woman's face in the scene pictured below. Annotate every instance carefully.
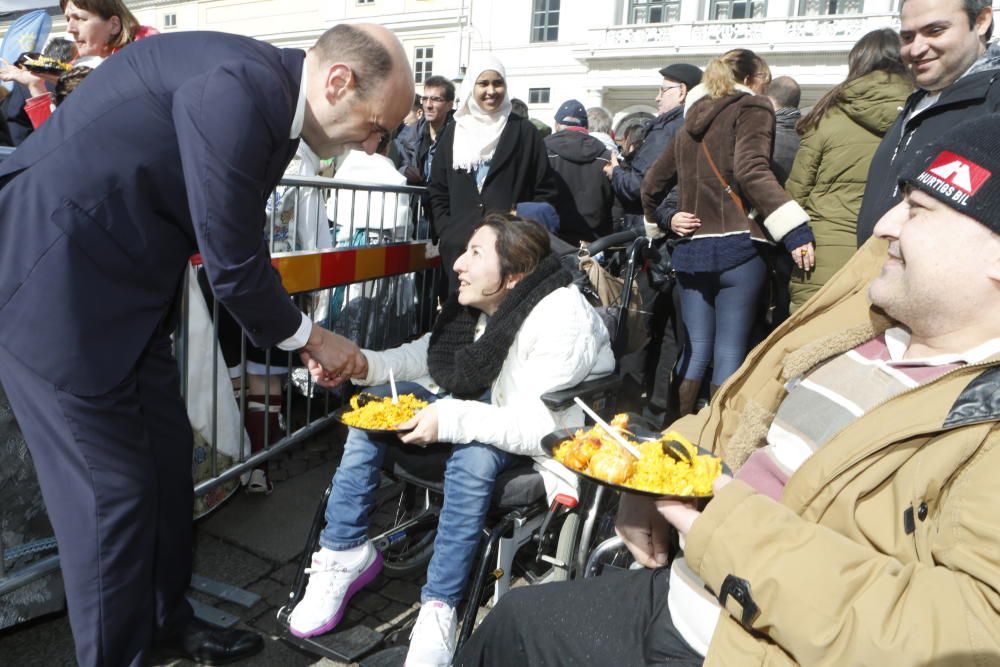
[453,226,512,315]
[473,70,506,113]
[65,1,121,58]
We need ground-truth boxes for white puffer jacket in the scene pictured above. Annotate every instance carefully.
[358,284,616,501]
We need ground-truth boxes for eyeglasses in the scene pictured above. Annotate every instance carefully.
[658,84,683,95]
[421,95,448,104]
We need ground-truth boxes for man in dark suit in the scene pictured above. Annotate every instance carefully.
[0,24,413,667]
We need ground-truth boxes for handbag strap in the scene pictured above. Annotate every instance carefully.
[701,141,746,216]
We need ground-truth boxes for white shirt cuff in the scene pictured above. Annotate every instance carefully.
[277,312,312,351]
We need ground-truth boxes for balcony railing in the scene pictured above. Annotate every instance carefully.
[579,12,899,57]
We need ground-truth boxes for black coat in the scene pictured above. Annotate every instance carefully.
[611,106,684,232]
[428,113,558,289]
[545,129,613,244]
[856,64,1000,245]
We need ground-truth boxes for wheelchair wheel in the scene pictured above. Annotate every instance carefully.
[368,479,440,578]
[550,511,579,582]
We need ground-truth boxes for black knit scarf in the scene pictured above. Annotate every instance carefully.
[427,254,572,399]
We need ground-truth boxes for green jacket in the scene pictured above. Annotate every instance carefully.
[785,71,911,311]
[672,238,1000,666]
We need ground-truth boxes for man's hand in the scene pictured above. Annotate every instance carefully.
[299,324,367,388]
[603,152,619,179]
[671,211,701,237]
[653,474,734,539]
[397,402,440,446]
[615,493,672,568]
[403,165,423,185]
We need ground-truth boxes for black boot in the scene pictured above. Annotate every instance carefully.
[152,617,264,665]
[676,378,702,417]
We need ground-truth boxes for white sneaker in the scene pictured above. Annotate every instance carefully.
[287,542,383,638]
[404,600,457,667]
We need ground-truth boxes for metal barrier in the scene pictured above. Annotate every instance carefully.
[177,172,440,504]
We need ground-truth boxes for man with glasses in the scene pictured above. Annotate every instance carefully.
[395,75,456,238]
[604,62,702,428]
[0,23,413,667]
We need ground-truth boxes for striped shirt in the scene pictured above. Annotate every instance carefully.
[668,328,1000,656]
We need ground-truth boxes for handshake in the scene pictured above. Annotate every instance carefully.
[299,324,369,389]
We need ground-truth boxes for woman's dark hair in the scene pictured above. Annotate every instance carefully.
[472,213,551,295]
[54,66,93,106]
[702,49,770,99]
[60,0,139,49]
[797,28,909,134]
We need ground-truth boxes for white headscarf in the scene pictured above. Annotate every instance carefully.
[452,54,512,172]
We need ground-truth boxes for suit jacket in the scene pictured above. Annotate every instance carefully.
[427,113,557,288]
[0,31,304,396]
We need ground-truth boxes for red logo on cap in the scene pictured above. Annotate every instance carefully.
[926,151,992,195]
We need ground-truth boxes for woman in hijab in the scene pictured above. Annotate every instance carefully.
[428,55,558,291]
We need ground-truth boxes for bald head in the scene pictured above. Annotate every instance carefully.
[312,23,411,99]
[303,23,414,158]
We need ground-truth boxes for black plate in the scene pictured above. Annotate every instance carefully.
[540,427,729,500]
[331,403,415,437]
[22,63,68,76]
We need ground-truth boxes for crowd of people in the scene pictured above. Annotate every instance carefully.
[3,0,1000,665]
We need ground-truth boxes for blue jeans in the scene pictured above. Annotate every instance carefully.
[320,381,517,606]
[676,254,767,387]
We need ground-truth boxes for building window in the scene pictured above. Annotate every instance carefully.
[528,88,550,104]
[414,46,433,84]
[531,0,559,42]
[629,0,681,23]
[358,0,374,4]
[798,0,861,15]
[710,0,765,19]
[163,13,177,28]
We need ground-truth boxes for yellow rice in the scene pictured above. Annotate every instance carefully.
[553,422,722,496]
[341,393,428,430]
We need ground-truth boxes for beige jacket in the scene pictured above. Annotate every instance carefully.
[673,238,1000,666]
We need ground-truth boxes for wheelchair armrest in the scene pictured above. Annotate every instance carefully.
[541,373,621,412]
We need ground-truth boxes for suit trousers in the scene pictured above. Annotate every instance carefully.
[0,334,195,667]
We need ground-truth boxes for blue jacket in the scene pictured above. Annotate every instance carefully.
[0,31,304,395]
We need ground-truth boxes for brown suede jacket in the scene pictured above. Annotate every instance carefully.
[641,87,808,243]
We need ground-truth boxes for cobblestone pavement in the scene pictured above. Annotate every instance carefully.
[0,427,434,667]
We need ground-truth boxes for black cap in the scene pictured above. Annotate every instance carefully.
[658,63,703,90]
[899,114,1000,233]
[554,99,588,128]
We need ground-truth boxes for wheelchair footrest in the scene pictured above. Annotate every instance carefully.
[281,624,384,663]
[358,644,409,667]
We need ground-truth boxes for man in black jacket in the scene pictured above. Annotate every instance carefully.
[545,98,613,244]
[856,0,999,245]
[604,63,702,426]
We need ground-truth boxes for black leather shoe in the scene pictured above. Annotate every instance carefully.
[153,617,265,665]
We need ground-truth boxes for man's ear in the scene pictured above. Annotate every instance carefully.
[985,250,1000,285]
[975,7,993,40]
[324,63,355,104]
[677,83,688,104]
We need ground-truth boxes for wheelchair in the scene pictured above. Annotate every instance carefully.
[276,231,655,663]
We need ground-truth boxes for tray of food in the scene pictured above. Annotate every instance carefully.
[332,391,428,436]
[541,414,727,499]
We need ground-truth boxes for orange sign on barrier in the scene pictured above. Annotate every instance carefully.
[190,243,439,295]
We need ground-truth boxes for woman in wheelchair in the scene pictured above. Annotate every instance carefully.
[288,214,615,666]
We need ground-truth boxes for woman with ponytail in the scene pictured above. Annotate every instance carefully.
[641,49,814,415]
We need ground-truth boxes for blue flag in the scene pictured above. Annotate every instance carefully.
[1,10,53,92]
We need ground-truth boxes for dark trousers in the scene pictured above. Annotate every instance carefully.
[454,567,703,667]
[0,334,194,667]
